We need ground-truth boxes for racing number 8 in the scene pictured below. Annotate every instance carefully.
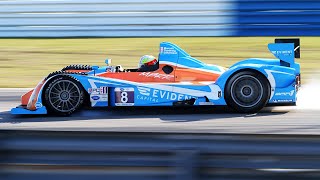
[120,92,128,103]
[115,87,134,106]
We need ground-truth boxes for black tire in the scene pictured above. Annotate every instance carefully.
[225,71,270,113]
[43,76,84,116]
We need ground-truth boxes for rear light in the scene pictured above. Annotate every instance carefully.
[295,74,301,90]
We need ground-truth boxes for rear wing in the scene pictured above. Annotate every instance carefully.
[275,38,300,58]
[268,38,300,67]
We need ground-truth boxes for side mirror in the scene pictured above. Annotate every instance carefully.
[105,59,112,65]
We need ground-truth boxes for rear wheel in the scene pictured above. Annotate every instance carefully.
[225,71,270,113]
[44,76,84,116]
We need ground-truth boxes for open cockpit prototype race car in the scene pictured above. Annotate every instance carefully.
[11,39,301,115]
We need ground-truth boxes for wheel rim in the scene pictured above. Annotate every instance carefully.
[230,75,263,108]
[48,80,81,113]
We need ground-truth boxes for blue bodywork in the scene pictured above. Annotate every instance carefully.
[11,41,300,114]
[11,106,47,115]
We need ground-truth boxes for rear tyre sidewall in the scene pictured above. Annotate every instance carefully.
[43,76,84,116]
[225,71,270,113]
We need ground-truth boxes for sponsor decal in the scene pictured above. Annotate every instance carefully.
[136,95,158,103]
[90,94,107,106]
[91,95,100,100]
[137,86,151,96]
[139,72,174,80]
[137,86,196,103]
[87,78,222,104]
[160,47,177,55]
[90,94,108,103]
[275,90,294,96]
[35,102,42,109]
[271,50,293,55]
[115,87,134,106]
[88,86,108,95]
[272,99,293,103]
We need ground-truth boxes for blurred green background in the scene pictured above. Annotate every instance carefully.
[0,37,317,87]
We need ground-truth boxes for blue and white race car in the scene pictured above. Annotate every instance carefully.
[11,38,301,115]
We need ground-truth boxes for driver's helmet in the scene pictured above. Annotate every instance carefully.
[138,55,158,68]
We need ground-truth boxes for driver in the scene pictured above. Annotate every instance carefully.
[137,55,158,72]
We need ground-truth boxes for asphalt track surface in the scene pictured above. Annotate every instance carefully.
[1,88,320,134]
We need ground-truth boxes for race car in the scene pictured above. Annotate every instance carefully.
[11,38,301,115]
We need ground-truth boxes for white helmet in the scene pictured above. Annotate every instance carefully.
[138,55,158,68]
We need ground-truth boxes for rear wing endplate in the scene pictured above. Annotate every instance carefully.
[275,38,300,58]
[268,38,300,67]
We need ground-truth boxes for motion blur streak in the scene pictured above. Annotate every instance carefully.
[296,77,320,110]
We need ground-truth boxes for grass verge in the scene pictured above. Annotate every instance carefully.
[0,37,318,87]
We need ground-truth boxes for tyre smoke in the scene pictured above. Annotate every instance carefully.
[296,78,320,110]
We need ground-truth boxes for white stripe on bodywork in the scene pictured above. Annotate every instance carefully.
[207,64,226,72]
[265,69,289,99]
[198,81,215,85]
[265,69,276,99]
[265,69,295,99]
[88,79,98,106]
[179,82,194,85]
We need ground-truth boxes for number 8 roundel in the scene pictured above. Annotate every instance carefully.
[115,87,134,106]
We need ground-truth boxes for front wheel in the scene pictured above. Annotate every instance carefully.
[43,76,84,116]
[225,71,270,113]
